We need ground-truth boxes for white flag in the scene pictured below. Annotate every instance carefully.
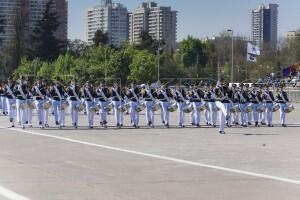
[247,42,260,56]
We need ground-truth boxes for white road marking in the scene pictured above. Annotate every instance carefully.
[2,127,300,186]
[0,186,31,200]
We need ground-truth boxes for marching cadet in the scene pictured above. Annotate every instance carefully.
[231,84,240,126]
[276,84,289,127]
[0,82,8,115]
[214,82,230,134]
[158,85,172,128]
[26,80,34,128]
[111,82,123,128]
[263,84,275,127]
[249,84,260,127]
[5,78,16,127]
[258,85,267,126]
[207,83,217,127]
[127,82,141,128]
[190,84,204,128]
[220,82,232,127]
[43,81,51,128]
[67,79,82,129]
[175,84,187,128]
[32,78,47,129]
[82,81,96,129]
[141,84,156,128]
[203,83,211,126]
[50,78,66,129]
[14,77,28,129]
[245,84,252,126]
[96,82,110,128]
[238,83,250,127]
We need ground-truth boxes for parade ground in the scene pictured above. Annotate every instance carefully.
[0,105,300,200]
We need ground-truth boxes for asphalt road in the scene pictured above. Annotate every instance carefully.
[0,105,300,200]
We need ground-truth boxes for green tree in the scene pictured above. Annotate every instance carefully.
[67,39,87,58]
[37,62,55,81]
[177,36,208,77]
[13,58,42,79]
[53,53,76,81]
[29,0,64,61]
[93,29,109,47]
[128,50,157,83]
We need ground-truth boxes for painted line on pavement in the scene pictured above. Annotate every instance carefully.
[2,126,300,186]
[0,186,31,200]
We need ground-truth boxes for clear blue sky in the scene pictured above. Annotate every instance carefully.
[68,0,300,41]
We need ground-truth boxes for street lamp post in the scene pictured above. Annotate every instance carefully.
[105,47,107,84]
[157,48,160,82]
[227,29,234,83]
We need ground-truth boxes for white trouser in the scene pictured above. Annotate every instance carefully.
[35,100,44,126]
[98,101,108,124]
[259,103,266,123]
[192,102,201,125]
[223,102,231,124]
[216,101,227,132]
[247,103,252,123]
[26,99,33,125]
[85,101,94,127]
[44,109,49,125]
[177,102,185,125]
[52,100,62,124]
[112,101,122,126]
[231,103,239,124]
[6,98,15,123]
[279,103,287,125]
[70,100,79,126]
[61,109,66,126]
[219,110,226,132]
[208,101,217,125]
[1,96,7,113]
[160,101,170,125]
[205,110,210,124]
[266,102,273,125]
[240,103,247,126]
[145,101,154,124]
[130,101,139,126]
[16,101,21,124]
[251,103,259,123]
[16,99,26,126]
[191,105,196,124]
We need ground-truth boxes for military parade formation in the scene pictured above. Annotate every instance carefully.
[0,76,295,134]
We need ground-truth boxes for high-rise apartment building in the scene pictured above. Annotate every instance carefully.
[0,0,68,48]
[85,0,128,47]
[129,2,177,51]
[251,3,278,49]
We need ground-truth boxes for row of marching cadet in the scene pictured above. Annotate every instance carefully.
[0,77,294,134]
